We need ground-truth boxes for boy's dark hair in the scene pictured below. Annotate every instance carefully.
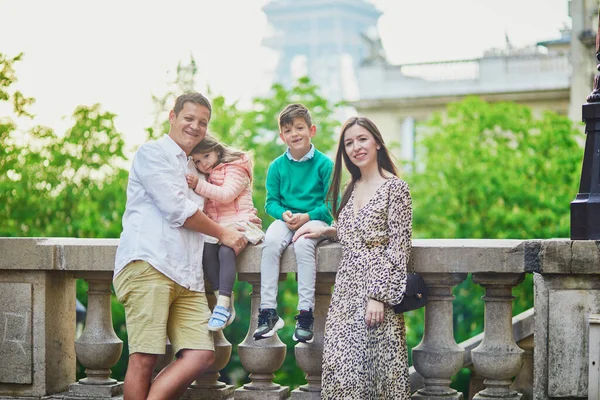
[278,103,312,130]
[173,92,212,118]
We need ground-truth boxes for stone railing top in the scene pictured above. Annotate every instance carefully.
[0,237,526,275]
[524,238,600,274]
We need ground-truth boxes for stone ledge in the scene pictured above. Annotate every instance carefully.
[0,238,527,275]
[525,239,600,274]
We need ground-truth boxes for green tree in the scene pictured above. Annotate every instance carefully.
[0,51,130,379]
[408,96,581,240]
[0,53,129,238]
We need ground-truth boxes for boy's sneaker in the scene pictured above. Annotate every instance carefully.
[293,309,314,343]
[253,308,284,340]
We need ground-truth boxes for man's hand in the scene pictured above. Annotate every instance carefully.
[186,174,199,190]
[219,227,248,255]
[287,213,309,231]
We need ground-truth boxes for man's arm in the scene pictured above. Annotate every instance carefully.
[134,146,202,228]
[134,145,246,252]
[183,210,247,254]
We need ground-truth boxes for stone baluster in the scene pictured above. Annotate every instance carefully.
[468,367,485,400]
[471,273,525,400]
[185,291,234,399]
[68,272,123,399]
[412,273,467,400]
[291,272,336,399]
[235,273,289,400]
[510,336,533,400]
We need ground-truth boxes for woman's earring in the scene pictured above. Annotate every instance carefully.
[377,146,381,150]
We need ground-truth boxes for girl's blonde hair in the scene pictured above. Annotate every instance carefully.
[191,133,253,177]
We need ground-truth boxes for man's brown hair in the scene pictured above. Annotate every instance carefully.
[173,92,212,118]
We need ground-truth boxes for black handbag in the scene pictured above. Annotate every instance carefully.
[393,272,428,313]
[355,226,427,313]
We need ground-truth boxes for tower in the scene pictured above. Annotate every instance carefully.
[262,0,383,102]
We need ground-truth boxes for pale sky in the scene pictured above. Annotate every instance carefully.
[1,0,569,149]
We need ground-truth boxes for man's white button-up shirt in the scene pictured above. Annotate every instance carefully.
[114,135,206,292]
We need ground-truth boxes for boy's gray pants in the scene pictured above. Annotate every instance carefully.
[259,219,329,311]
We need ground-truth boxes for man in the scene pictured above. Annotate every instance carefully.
[113,92,247,400]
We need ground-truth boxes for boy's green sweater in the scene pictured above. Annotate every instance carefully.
[265,149,333,225]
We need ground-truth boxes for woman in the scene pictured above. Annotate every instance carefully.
[293,117,412,399]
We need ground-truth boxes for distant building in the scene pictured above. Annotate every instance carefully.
[351,0,598,163]
[262,0,383,103]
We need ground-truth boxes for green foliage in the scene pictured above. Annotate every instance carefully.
[0,53,129,237]
[408,96,581,239]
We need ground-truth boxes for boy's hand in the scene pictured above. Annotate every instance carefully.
[186,174,199,190]
[220,227,248,255]
[282,210,293,223]
[287,213,309,231]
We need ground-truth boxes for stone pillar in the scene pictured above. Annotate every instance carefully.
[67,272,123,399]
[235,273,288,400]
[185,291,234,400]
[412,273,467,400]
[291,272,335,399]
[510,335,533,400]
[468,367,485,400]
[471,273,524,400]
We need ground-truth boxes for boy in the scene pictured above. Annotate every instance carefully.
[253,103,333,343]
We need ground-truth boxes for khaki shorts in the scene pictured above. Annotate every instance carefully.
[114,260,214,355]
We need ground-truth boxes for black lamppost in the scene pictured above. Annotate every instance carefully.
[571,11,600,240]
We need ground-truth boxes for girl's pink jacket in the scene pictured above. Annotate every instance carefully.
[194,154,261,227]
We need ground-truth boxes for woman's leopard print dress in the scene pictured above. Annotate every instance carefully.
[322,177,412,399]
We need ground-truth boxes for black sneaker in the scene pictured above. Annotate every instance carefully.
[293,309,314,343]
[253,308,284,340]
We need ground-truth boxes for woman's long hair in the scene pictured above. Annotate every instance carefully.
[327,117,398,220]
[191,134,253,180]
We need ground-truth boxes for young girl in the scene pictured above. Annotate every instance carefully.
[186,134,264,331]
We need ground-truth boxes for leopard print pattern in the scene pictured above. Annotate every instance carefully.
[322,177,412,399]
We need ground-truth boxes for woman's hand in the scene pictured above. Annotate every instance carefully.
[186,174,199,190]
[292,224,328,242]
[365,298,384,327]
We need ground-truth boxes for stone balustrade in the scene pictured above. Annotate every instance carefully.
[0,237,532,399]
